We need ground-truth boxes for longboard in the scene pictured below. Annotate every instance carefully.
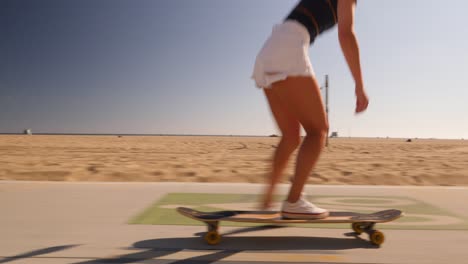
[177,207,403,246]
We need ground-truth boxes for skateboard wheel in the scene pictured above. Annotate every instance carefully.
[369,230,385,246]
[352,222,364,234]
[204,231,221,245]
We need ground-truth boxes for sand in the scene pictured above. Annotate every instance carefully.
[1,135,467,185]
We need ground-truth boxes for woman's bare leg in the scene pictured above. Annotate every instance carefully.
[268,76,328,204]
[261,88,301,209]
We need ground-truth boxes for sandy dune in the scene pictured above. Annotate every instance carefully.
[1,135,467,185]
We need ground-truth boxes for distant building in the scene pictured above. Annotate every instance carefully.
[330,131,338,138]
[24,129,32,135]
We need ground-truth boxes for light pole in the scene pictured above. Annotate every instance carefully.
[324,75,329,147]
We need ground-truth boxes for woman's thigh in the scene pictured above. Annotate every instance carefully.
[264,88,301,139]
[269,76,328,135]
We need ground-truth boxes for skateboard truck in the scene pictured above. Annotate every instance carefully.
[351,222,385,245]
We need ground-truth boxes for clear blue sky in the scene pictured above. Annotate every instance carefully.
[1,0,467,138]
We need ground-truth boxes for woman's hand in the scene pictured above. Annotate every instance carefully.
[355,85,369,113]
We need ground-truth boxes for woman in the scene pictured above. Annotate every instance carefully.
[252,0,369,219]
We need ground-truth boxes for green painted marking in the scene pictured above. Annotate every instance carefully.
[129,193,468,230]
[335,198,393,204]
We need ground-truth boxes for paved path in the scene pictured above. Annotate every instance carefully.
[1,181,468,264]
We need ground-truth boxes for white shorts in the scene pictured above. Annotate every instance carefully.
[251,20,315,89]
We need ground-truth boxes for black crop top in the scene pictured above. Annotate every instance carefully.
[285,0,338,44]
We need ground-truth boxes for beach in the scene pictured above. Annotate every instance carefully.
[1,135,467,186]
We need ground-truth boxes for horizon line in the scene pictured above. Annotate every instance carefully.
[0,132,465,140]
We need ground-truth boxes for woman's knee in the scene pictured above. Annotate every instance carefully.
[280,134,301,151]
[304,122,329,139]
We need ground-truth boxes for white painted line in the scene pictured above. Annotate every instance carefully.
[159,251,345,263]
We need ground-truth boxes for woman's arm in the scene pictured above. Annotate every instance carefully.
[337,0,369,113]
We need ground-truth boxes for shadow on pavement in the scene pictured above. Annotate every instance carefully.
[134,235,376,251]
[72,247,241,264]
[71,234,375,264]
[162,249,242,264]
[73,248,183,264]
[0,245,79,264]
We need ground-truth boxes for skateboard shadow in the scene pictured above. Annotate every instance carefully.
[133,235,376,251]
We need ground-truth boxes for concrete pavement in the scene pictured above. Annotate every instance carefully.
[1,181,468,263]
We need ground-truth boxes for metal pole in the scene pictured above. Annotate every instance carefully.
[325,75,329,147]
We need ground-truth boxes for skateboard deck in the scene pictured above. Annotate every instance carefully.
[177,207,403,246]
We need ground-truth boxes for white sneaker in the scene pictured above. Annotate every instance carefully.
[281,197,329,219]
